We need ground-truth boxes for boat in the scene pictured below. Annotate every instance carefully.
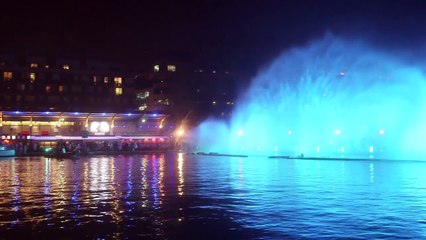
[0,145,16,157]
[44,152,77,159]
[44,147,77,159]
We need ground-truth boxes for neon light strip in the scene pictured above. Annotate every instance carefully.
[29,135,171,141]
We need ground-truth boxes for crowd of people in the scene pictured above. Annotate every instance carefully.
[8,139,176,156]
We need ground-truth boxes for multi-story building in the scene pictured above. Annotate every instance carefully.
[135,61,238,125]
[0,54,178,153]
[134,61,179,114]
[0,53,136,112]
[0,53,238,135]
[0,111,176,153]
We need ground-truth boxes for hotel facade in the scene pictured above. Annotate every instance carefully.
[0,54,177,152]
[0,53,237,153]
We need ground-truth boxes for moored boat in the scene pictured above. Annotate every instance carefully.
[44,147,77,159]
[0,145,15,157]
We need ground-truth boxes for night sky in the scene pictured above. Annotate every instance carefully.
[1,0,426,79]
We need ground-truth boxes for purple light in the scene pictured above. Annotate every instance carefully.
[127,113,132,116]
[102,113,106,116]
[15,111,20,114]
[45,111,50,114]
[74,112,79,115]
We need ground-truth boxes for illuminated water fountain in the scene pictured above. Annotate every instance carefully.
[190,36,426,160]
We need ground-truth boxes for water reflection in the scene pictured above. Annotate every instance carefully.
[11,161,21,220]
[1,155,426,239]
[177,152,185,196]
[369,162,375,183]
[141,157,148,208]
[151,155,161,208]
[0,154,188,238]
[222,158,426,239]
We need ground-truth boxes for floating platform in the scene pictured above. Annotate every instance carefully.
[268,155,426,162]
[193,152,426,162]
[269,155,375,161]
[193,152,248,158]
[0,149,15,157]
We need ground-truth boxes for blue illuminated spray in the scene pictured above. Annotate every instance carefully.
[190,36,426,159]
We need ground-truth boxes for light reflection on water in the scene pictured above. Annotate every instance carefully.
[0,154,426,239]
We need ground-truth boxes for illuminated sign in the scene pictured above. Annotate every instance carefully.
[90,121,110,135]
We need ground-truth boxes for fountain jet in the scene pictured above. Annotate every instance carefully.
[190,36,426,160]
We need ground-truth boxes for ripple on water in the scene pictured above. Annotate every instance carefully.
[1,155,426,239]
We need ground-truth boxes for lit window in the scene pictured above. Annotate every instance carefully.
[154,65,160,72]
[137,91,150,100]
[139,103,147,111]
[62,64,70,70]
[114,77,122,86]
[90,121,110,133]
[30,63,38,68]
[157,99,170,105]
[58,85,64,93]
[3,71,12,80]
[92,76,97,84]
[104,76,109,84]
[45,65,50,69]
[30,73,36,82]
[167,65,176,72]
[115,87,122,95]
[45,85,51,93]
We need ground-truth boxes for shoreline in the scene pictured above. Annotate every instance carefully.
[10,149,179,158]
[193,152,426,162]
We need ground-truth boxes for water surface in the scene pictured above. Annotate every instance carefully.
[1,154,426,239]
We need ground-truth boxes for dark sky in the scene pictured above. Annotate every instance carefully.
[1,0,426,77]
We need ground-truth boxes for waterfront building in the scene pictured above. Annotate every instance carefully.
[135,61,238,125]
[0,53,238,146]
[0,53,136,112]
[0,111,175,153]
[0,53,237,122]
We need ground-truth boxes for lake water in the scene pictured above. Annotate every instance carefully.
[1,154,426,239]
